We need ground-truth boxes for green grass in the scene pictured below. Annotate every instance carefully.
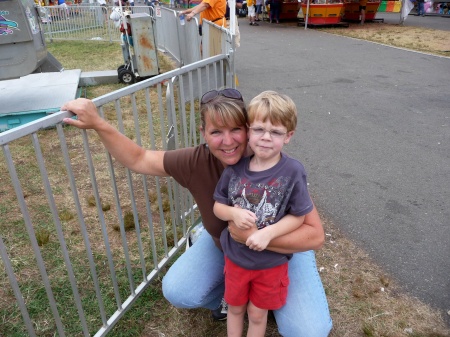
[47,40,123,72]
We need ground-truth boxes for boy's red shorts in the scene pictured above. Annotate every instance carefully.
[224,256,289,310]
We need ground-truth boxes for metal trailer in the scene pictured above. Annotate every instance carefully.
[0,0,62,81]
[118,11,160,84]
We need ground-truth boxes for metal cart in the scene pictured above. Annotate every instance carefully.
[118,11,160,84]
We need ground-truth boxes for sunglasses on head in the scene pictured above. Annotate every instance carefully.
[200,89,243,105]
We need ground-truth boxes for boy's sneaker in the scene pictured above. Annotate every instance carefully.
[211,298,228,321]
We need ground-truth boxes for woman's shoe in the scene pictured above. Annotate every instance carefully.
[211,299,228,321]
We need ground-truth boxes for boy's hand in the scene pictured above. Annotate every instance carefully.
[231,206,257,230]
[227,221,257,244]
[246,229,271,251]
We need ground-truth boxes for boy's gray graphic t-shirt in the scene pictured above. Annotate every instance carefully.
[214,153,313,270]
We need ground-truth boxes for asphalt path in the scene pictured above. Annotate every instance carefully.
[234,17,450,324]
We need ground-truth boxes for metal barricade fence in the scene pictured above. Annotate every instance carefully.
[0,54,233,336]
[39,5,231,67]
[156,6,202,66]
[40,4,159,43]
[202,19,234,62]
[152,12,233,68]
[40,4,122,42]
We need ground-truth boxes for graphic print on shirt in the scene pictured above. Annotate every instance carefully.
[228,174,293,229]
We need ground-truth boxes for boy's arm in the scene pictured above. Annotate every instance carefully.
[213,202,257,229]
[246,214,304,251]
[228,205,325,254]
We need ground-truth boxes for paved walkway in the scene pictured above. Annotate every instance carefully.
[235,16,450,325]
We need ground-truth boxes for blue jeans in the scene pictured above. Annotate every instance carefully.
[418,2,425,15]
[270,2,281,21]
[162,229,333,337]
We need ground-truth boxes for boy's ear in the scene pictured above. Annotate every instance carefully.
[284,131,295,144]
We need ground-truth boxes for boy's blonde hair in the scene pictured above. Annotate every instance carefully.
[247,91,297,132]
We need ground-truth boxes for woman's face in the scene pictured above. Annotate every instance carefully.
[201,113,248,167]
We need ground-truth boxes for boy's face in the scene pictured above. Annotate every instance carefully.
[248,118,294,162]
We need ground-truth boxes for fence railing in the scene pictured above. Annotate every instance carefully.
[39,4,174,44]
[39,4,126,42]
[38,4,232,68]
[0,42,234,337]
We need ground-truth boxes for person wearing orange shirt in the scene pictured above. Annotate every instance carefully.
[181,0,226,35]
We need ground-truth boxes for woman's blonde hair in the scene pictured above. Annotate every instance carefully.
[247,91,297,132]
[200,95,247,129]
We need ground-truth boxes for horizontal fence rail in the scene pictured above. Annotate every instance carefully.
[0,54,233,336]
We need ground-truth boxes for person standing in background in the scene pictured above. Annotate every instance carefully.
[247,0,259,25]
[97,0,108,22]
[359,0,367,24]
[255,0,263,21]
[416,0,425,16]
[181,0,226,35]
[268,0,281,23]
[58,0,69,19]
[225,0,243,19]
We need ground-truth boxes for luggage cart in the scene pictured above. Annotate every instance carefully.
[117,11,160,84]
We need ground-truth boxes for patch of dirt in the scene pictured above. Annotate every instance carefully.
[320,22,450,56]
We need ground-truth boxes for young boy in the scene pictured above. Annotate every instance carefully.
[247,0,259,25]
[213,91,314,337]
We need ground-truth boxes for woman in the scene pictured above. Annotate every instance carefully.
[62,89,332,337]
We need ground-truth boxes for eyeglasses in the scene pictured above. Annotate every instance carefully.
[248,126,287,138]
[200,88,243,105]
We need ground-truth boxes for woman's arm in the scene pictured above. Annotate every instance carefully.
[228,205,324,254]
[266,207,324,253]
[246,214,305,251]
[62,98,168,176]
[183,2,210,21]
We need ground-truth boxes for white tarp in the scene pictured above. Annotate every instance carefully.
[400,0,415,23]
